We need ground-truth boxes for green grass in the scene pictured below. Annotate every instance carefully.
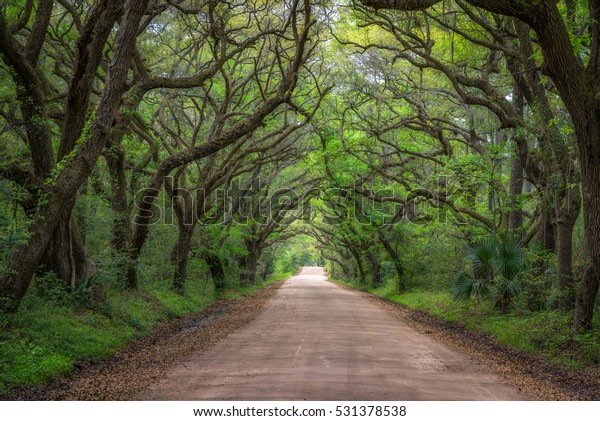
[0,271,293,396]
[335,279,600,370]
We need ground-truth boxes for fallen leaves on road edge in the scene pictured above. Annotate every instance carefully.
[339,283,600,401]
[7,281,284,401]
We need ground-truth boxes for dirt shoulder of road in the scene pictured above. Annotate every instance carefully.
[335,283,600,401]
[6,281,284,401]
[9,273,598,401]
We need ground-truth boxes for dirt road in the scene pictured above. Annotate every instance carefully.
[140,267,523,400]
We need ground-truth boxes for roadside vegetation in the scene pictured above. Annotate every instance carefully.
[0,267,296,396]
[333,231,599,370]
[1,0,600,395]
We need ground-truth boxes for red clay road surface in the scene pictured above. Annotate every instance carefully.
[139,267,524,400]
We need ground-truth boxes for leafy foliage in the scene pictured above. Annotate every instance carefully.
[452,237,527,312]
[0,0,599,392]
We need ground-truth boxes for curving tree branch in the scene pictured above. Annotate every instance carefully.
[360,0,542,19]
[359,0,441,10]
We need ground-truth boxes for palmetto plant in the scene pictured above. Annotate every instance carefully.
[452,237,527,313]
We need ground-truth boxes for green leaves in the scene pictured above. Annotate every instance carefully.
[468,236,497,280]
[452,236,527,311]
[494,237,526,281]
[452,270,494,301]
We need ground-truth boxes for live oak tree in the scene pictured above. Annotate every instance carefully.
[128,0,322,287]
[0,0,597,344]
[165,106,322,291]
[0,0,124,290]
[0,0,325,310]
[345,2,582,311]
[0,0,150,311]
[234,159,321,285]
[359,0,600,331]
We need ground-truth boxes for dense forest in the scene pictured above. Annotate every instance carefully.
[0,0,599,394]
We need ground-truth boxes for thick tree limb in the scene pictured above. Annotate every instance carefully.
[25,0,53,64]
[0,0,151,312]
[0,13,55,181]
[360,0,441,11]
[360,0,542,19]
[58,0,121,160]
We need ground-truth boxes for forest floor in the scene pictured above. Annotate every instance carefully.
[8,268,599,400]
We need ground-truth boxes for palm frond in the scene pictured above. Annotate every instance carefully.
[496,275,522,299]
[468,237,497,280]
[452,271,493,301]
[451,236,526,307]
[494,238,526,281]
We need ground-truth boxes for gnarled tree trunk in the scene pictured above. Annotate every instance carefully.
[556,185,581,311]
[40,204,93,290]
[243,240,261,286]
[366,249,382,287]
[106,141,138,288]
[0,0,150,313]
[201,251,226,289]
[171,225,195,292]
[378,231,405,292]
